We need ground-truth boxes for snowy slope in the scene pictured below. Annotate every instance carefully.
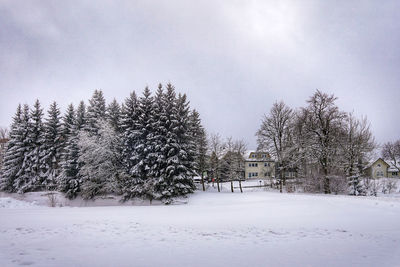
[1,191,400,267]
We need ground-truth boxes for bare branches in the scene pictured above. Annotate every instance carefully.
[382,140,400,172]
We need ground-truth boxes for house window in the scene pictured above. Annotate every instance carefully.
[393,172,398,176]
[377,171,383,177]
[262,154,266,158]
[251,154,256,158]
[264,162,270,167]
[265,172,270,177]
[377,164,381,167]
[248,173,252,178]
[248,163,251,167]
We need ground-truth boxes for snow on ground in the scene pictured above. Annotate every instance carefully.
[1,189,400,267]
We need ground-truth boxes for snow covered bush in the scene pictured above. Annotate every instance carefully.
[347,175,366,196]
[78,120,126,199]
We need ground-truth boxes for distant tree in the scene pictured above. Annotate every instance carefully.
[382,140,400,172]
[257,101,294,193]
[209,133,225,192]
[0,126,9,170]
[233,139,247,193]
[298,90,347,194]
[341,113,376,177]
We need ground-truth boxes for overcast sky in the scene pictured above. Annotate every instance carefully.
[1,0,399,149]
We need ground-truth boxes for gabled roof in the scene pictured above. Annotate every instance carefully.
[364,158,390,169]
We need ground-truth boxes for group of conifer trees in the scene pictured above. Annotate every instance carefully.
[0,83,206,203]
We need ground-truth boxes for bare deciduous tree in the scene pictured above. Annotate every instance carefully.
[257,101,294,193]
[382,140,400,172]
[298,90,347,194]
[209,133,225,192]
[341,113,376,176]
[0,127,9,170]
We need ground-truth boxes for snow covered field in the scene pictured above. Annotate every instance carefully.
[1,189,400,267]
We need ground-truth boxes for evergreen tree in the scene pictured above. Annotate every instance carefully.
[130,87,154,197]
[85,90,106,135]
[120,91,140,199]
[41,101,63,187]
[58,104,83,199]
[17,100,45,192]
[154,84,195,203]
[188,109,208,191]
[76,101,86,131]
[62,104,75,139]
[106,98,121,133]
[0,104,26,192]
[348,174,365,196]
[148,84,167,185]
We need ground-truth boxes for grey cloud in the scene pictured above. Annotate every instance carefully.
[0,0,399,149]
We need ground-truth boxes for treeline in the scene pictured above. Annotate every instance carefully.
[0,84,206,203]
[257,90,376,195]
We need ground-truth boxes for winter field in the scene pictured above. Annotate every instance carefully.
[1,182,400,267]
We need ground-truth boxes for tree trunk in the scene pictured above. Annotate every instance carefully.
[217,178,220,192]
[323,166,330,194]
[239,180,243,193]
[201,172,205,191]
[231,181,234,193]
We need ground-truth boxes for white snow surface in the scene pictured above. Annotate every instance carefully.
[1,189,400,267]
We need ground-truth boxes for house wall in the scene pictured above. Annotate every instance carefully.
[388,170,399,178]
[245,161,275,179]
[369,159,389,179]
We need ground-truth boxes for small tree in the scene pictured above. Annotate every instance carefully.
[348,175,365,196]
[78,120,125,199]
[382,140,400,172]
[209,133,225,192]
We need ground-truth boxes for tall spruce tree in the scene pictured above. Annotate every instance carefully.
[120,91,140,199]
[41,101,63,187]
[189,109,208,191]
[0,104,26,192]
[130,87,154,197]
[58,104,81,198]
[76,101,86,131]
[85,90,106,135]
[17,100,45,192]
[154,84,195,202]
[106,98,121,133]
[149,84,167,185]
